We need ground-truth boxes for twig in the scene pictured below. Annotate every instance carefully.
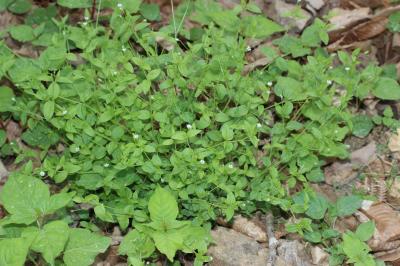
[266,212,279,266]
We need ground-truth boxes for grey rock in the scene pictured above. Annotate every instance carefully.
[306,0,325,10]
[208,226,268,266]
[276,240,312,266]
[274,0,311,32]
[0,160,8,181]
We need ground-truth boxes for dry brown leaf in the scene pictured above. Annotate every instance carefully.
[329,5,400,44]
[351,141,377,166]
[329,7,371,32]
[361,203,400,254]
[232,215,267,242]
[341,0,389,9]
[324,162,355,185]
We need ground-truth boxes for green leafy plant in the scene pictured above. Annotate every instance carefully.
[0,0,399,264]
[329,221,379,266]
[0,164,110,265]
[119,187,211,265]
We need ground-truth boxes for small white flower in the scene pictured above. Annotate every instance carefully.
[103,163,110,168]
[345,67,350,71]
[228,163,234,169]
[133,134,139,139]
[256,123,262,129]
[39,171,46,177]
[175,38,179,42]
[329,66,333,70]
[327,80,332,85]
[82,22,88,26]
[112,71,117,75]
[200,159,205,165]
[11,97,16,101]
[62,110,68,115]
[121,46,127,52]
[209,257,213,261]
[186,124,192,129]
[267,81,273,87]
[117,3,123,9]
[84,16,89,21]
[246,46,251,52]
[75,147,80,152]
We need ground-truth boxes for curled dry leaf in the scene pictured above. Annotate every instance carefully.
[341,0,389,9]
[232,215,267,242]
[359,202,400,260]
[329,5,400,46]
[328,7,371,33]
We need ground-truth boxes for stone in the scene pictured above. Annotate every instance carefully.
[274,0,312,32]
[306,0,325,10]
[276,240,312,266]
[208,226,268,266]
[0,160,8,181]
[311,246,329,265]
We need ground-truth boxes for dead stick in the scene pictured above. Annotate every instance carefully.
[266,212,278,266]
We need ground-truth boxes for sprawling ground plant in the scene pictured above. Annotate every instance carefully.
[0,0,399,265]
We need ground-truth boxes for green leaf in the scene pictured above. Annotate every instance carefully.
[119,230,155,260]
[57,0,91,8]
[388,12,400,33]
[241,15,283,39]
[0,86,14,112]
[98,109,114,123]
[0,174,50,224]
[119,0,142,13]
[246,3,262,13]
[148,187,178,223]
[306,195,329,220]
[0,129,6,146]
[151,229,185,261]
[0,0,13,12]
[355,221,375,241]
[351,115,373,138]
[147,69,161,80]
[63,228,110,266]
[8,0,31,14]
[336,195,363,217]
[21,124,59,148]
[342,233,375,266]
[140,3,161,21]
[372,77,400,100]
[0,238,30,266]
[221,124,234,141]
[274,76,306,101]
[43,101,55,120]
[47,192,75,214]
[9,25,35,42]
[210,10,240,32]
[30,220,70,265]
